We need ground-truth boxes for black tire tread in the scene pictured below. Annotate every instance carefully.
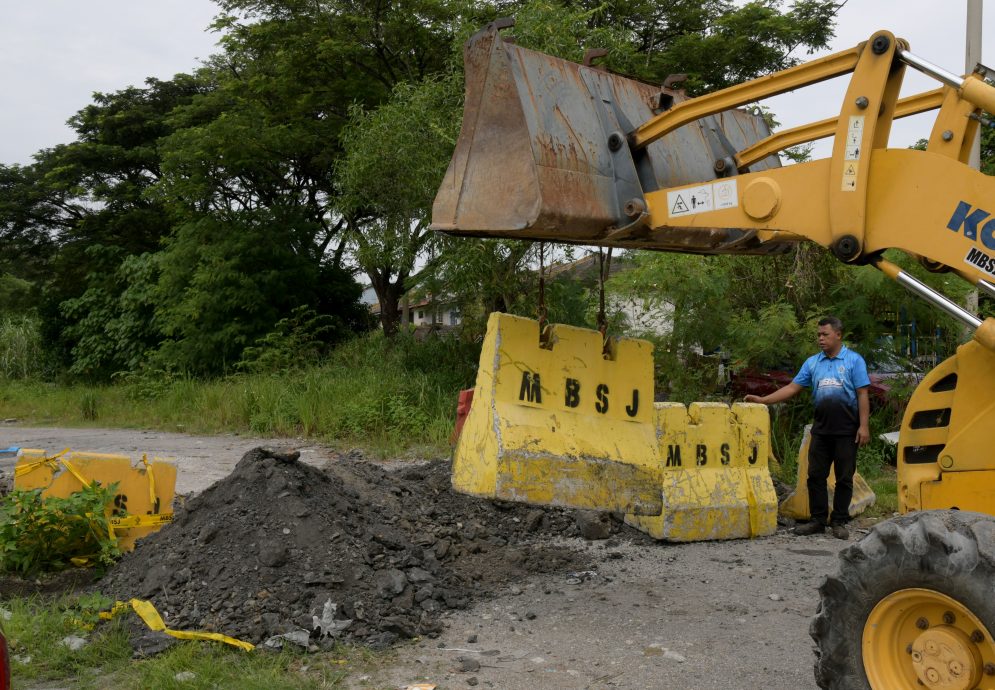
[811,510,995,690]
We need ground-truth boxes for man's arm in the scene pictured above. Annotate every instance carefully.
[745,382,804,405]
[856,387,870,446]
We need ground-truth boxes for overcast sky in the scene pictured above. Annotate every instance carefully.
[0,1,220,164]
[1,1,993,165]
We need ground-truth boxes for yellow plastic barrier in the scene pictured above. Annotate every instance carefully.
[778,425,876,520]
[100,599,254,651]
[625,402,778,541]
[14,449,176,551]
[452,312,662,515]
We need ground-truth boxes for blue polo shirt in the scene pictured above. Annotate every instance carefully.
[792,345,871,435]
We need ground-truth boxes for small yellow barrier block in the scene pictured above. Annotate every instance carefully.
[625,402,778,541]
[779,425,875,520]
[14,449,176,551]
[452,312,662,515]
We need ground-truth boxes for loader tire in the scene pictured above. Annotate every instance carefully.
[811,510,995,690]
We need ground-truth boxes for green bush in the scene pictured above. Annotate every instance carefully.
[0,315,45,379]
[0,484,121,574]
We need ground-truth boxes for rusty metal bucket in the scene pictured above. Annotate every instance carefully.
[432,21,789,253]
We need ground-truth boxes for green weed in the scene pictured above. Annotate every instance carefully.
[5,594,132,685]
[0,484,121,574]
[0,331,479,457]
[0,315,44,380]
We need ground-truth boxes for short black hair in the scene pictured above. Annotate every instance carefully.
[818,316,843,334]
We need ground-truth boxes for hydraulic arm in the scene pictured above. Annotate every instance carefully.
[432,21,995,514]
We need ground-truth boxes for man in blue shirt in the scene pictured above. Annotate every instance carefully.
[745,316,871,539]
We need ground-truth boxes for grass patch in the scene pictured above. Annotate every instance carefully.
[4,594,389,690]
[4,593,132,686]
[0,331,479,457]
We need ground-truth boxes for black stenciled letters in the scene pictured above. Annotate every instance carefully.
[519,371,542,403]
[565,378,580,408]
[595,383,609,414]
[625,389,639,417]
[721,443,731,465]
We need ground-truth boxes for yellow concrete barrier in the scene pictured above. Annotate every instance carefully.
[452,313,782,540]
[778,425,875,520]
[625,402,778,541]
[14,449,176,551]
[452,312,662,515]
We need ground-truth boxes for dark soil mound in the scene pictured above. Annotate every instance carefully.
[96,448,639,648]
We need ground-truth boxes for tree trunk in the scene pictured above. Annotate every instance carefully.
[368,270,406,337]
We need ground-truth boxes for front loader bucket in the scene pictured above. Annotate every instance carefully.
[432,21,786,253]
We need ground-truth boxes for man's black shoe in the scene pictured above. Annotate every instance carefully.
[830,523,849,540]
[794,521,825,536]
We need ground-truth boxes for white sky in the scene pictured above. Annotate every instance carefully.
[0,1,992,165]
[0,1,219,165]
[764,0,993,158]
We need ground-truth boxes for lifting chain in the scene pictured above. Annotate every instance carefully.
[537,241,551,344]
[598,247,613,351]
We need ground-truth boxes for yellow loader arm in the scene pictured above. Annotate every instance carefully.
[433,20,995,515]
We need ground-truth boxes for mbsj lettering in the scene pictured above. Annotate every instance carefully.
[516,369,641,418]
[965,246,995,276]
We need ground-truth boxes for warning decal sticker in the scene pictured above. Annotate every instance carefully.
[668,180,738,218]
[841,115,864,191]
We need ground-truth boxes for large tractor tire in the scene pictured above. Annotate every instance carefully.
[812,510,995,690]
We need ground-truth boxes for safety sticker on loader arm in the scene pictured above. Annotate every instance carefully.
[668,179,739,218]
[841,115,864,191]
[451,312,663,515]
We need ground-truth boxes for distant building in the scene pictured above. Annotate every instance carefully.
[362,286,462,329]
[545,252,673,336]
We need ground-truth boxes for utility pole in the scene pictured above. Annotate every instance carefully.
[965,0,983,327]
[968,0,983,170]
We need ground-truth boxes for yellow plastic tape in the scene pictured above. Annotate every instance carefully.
[100,599,254,651]
[14,449,177,551]
[13,447,69,478]
[107,513,174,529]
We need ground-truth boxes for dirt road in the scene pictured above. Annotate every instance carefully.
[2,425,843,689]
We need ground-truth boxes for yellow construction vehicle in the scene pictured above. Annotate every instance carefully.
[433,19,995,690]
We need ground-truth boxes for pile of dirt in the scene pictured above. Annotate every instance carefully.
[96,448,643,648]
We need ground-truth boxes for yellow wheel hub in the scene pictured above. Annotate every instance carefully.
[863,588,995,690]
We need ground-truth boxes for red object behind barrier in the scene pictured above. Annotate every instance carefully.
[450,388,475,444]
[0,624,10,690]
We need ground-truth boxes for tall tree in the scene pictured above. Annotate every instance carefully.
[0,75,209,374]
[338,0,839,335]
[147,0,464,359]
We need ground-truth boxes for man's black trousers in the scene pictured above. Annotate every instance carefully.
[807,432,858,525]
